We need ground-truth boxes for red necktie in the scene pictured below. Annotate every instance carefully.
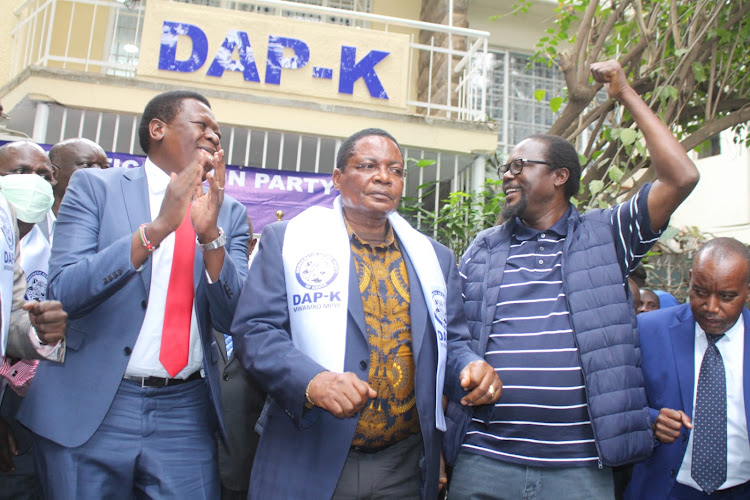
[160,207,195,377]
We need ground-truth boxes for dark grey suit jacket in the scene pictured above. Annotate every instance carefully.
[214,330,266,493]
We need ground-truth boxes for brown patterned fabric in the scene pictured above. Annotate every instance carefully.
[348,222,420,450]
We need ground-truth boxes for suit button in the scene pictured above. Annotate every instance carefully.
[359,360,367,370]
[669,469,676,477]
[141,300,147,310]
[223,374,230,381]
[123,347,132,356]
[681,433,687,442]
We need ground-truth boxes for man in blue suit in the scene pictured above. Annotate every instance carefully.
[17,90,249,499]
[231,128,501,499]
[627,237,750,499]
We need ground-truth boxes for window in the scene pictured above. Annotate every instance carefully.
[485,51,565,152]
[697,134,721,159]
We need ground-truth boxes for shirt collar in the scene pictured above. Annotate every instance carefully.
[695,314,743,343]
[512,204,573,241]
[144,158,171,195]
[344,217,396,249]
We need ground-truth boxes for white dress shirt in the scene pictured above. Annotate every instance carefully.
[677,316,750,490]
[125,159,203,379]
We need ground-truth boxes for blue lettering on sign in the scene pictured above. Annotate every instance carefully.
[156,22,391,100]
[312,67,333,79]
[159,21,208,72]
[339,46,389,99]
[265,36,310,85]
[206,30,260,82]
[3,250,13,265]
[292,292,343,305]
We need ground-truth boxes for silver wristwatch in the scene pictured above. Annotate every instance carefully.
[197,227,226,252]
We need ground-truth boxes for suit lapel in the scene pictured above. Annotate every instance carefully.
[402,248,427,366]
[347,258,367,340]
[670,306,697,418]
[121,167,152,293]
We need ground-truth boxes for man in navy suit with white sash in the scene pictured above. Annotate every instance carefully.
[232,128,501,499]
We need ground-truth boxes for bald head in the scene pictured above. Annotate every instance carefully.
[49,138,109,215]
[689,237,750,335]
[694,237,750,285]
[0,141,55,183]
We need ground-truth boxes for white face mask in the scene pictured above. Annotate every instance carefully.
[0,174,54,224]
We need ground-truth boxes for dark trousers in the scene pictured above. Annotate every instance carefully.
[332,433,423,500]
[32,378,219,500]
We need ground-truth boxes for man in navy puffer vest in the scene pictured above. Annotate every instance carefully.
[447,60,700,500]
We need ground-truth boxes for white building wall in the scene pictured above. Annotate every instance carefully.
[671,132,750,243]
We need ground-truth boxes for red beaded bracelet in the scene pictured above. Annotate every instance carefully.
[139,223,158,252]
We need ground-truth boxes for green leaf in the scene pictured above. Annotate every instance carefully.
[534,89,546,102]
[607,165,624,183]
[675,48,689,57]
[692,62,707,83]
[416,158,436,168]
[588,179,604,196]
[549,96,563,113]
[619,128,637,146]
[635,141,647,158]
[660,226,680,241]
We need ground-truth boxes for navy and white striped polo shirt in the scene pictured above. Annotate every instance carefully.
[462,184,660,468]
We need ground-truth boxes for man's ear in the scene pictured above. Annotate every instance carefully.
[50,164,59,186]
[553,167,570,188]
[332,167,342,190]
[149,118,166,143]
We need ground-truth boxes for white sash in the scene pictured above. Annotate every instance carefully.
[282,196,448,430]
[0,195,17,357]
[20,222,51,301]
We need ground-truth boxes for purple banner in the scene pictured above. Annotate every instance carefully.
[1,142,338,232]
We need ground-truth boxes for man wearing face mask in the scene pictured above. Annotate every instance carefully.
[0,138,97,499]
[0,168,67,499]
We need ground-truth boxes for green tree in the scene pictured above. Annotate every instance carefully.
[399,157,504,258]
[530,0,750,209]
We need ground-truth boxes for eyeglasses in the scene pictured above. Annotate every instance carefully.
[352,163,406,179]
[497,158,552,177]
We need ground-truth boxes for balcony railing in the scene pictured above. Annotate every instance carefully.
[10,0,490,122]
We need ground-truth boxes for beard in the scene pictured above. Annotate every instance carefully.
[501,190,527,221]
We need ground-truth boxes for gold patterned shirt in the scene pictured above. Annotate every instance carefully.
[348,221,420,450]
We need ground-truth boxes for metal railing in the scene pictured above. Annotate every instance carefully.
[10,0,490,122]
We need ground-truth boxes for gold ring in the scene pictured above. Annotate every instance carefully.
[488,386,495,397]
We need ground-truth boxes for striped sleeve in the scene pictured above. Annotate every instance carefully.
[609,183,663,276]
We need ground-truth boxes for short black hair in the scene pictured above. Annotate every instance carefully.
[138,91,211,154]
[695,237,750,285]
[336,128,402,171]
[526,134,581,199]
